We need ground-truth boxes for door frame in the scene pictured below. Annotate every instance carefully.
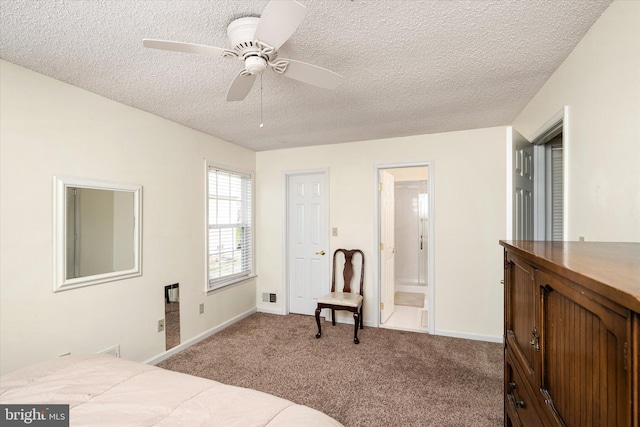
[379,169,396,324]
[530,106,569,241]
[374,162,435,333]
[282,168,330,315]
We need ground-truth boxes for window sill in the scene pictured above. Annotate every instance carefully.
[206,274,257,295]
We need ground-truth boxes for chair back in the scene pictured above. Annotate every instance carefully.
[331,249,364,296]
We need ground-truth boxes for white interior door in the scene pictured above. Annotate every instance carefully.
[380,170,395,323]
[511,128,534,240]
[288,173,328,315]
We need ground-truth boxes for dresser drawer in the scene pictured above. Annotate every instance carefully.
[505,349,545,427]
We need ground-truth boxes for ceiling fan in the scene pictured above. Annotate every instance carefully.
[143,0,342,102]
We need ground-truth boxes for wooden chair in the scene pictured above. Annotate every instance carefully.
[315,249,364,344]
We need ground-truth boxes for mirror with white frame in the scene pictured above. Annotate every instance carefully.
[53,176,142,292]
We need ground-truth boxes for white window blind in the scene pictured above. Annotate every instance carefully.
[207,166,253,290]
[550,146,564,240]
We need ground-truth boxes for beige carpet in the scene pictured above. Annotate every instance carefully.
[394,291,425,308]
[158,313,502,427]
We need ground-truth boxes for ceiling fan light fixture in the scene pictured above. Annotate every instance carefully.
[245,56,267,75]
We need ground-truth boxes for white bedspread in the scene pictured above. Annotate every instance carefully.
[0,354,343,427]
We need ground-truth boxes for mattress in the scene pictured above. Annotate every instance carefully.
[0,354,343,426]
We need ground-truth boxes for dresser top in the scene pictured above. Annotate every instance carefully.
[500,241,640,312]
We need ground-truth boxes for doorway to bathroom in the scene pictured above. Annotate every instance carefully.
[376,163,434,333]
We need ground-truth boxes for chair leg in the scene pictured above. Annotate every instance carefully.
[315,307,322,339]
[331,309,336,326]
[353,311,360,344]
[359,305,363,329]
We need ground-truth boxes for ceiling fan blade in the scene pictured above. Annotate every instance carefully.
[278,59,342,91]
[143,39,236,58]
[254,0,306,50]
[226,71,257,101]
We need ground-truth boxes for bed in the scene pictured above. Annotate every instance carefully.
[0,354,343,426]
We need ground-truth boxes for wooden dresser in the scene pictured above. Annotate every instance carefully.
[500,241,640,426]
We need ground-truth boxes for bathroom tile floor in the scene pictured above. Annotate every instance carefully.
[381,304,428,333]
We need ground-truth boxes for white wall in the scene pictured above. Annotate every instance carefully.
[0,61,256,375]
[513,0,640,242]
[256,126,507,341]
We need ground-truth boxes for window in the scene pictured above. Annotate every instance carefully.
[206,165,253,291]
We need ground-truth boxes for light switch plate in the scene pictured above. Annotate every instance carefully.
[332,227,338,236]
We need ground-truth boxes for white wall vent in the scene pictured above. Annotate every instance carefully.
[262,292,277,303]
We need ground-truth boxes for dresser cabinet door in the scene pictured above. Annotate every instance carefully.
[505,253,538,383]
[537,270,631,426]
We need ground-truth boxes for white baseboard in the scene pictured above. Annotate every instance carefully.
[144,307,257,365]
[434,328,503,343]
[396,278,427,286]
[256,306,283,315]
[325,319,499,342]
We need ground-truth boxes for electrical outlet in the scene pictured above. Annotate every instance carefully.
[199,303,204,314]
[579,236,585,242]
[158,319,165,332]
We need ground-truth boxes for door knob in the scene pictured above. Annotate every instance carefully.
[315,250,326,255]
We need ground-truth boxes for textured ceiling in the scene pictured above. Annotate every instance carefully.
[0,0,612,151]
